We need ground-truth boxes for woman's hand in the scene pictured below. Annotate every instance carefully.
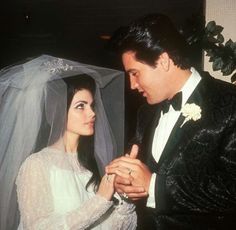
[96,174,115,201]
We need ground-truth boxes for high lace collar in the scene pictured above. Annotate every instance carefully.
[46,146,78,158]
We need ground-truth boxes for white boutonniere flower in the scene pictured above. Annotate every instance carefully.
[180,103,201,127]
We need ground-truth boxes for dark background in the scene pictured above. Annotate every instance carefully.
[0,0,204,147]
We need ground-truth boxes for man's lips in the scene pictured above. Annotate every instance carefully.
[140,91,147,97]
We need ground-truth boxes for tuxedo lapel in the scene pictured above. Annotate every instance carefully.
[156,114,185,170]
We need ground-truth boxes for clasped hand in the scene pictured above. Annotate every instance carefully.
[105,145,151,200]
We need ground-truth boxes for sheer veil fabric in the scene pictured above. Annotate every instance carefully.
[0,55,124,230]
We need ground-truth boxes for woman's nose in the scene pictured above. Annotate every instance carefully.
[89,107,95,118]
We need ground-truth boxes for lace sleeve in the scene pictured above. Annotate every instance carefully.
[16,155,113,230]
[110,194,137,230]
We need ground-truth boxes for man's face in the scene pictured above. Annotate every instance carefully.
[122,51,170,104]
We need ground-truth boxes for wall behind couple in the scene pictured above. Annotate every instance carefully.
[0,0,204,149]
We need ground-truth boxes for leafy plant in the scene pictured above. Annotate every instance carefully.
[203,21,236,78]
[181,15,236,81]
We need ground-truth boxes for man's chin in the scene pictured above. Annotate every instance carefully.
[146,96,164,105]
[146,97,155,105]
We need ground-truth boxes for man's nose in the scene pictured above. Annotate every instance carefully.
[130,76,138,90]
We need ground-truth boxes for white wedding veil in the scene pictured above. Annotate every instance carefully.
[0,55,124,230]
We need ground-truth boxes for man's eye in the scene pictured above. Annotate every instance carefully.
[131,72,138,77]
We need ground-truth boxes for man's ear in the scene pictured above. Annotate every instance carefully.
[156,52,170,71]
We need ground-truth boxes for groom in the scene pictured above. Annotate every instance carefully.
[106,14,236,229]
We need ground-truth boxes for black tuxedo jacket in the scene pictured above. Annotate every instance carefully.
[135,72,236,230]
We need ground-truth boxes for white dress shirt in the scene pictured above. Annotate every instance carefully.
[146,68,201,208]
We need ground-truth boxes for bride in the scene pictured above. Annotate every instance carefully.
[0,55,137,230]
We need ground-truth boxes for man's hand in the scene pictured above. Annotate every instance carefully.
[105,144,151,200]
[113,175,148,200]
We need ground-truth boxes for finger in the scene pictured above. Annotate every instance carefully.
[101,174,108,182]
[108,166,134,176]
[130,197,146,201]
[115,176,131,185]
[118,185,145,193]
[115,188,124,194]
[129,144,139,159]
[114,168,134,180]
[130,197,143,201]
[114,183,129,194]
[105,158,125,173]
[125,192,148,198]
[108,156,140,165]
[107,167,129,177]
[115,185,147,197]
[102,174,115,185]
[106,161,138,173]
[109,174,115,184]
[107,156,124,165]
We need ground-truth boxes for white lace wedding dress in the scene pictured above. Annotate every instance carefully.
[16,147,137,230]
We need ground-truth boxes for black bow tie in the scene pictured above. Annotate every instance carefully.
[160,91,182,114]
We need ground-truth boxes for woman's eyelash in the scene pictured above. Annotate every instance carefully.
[74,103,85,109]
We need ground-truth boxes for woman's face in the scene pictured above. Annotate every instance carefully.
[67,89,95,137]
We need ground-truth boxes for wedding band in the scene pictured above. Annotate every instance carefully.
[106,174,110,182]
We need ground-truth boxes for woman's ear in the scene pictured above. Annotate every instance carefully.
[156,52,170,71]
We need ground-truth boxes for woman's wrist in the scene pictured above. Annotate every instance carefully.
[95,192,113,202]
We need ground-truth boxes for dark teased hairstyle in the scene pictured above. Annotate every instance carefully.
[63,75,100,191]
[109,13,192,69]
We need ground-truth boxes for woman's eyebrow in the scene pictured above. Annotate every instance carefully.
[74,100,88,104]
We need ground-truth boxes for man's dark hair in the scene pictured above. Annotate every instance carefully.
[110,13,192,69]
